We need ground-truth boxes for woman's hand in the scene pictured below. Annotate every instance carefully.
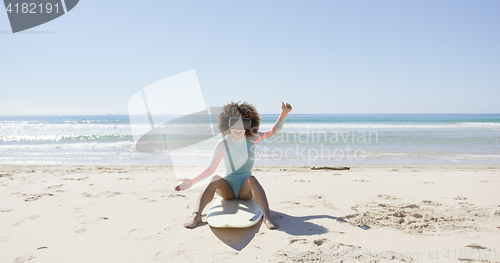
[174,178,193,191]
[282,102,292,114]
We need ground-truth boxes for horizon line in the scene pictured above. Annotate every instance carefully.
[1,113,500,117]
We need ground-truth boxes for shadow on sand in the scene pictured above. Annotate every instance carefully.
[209,211,361,250]
[275,212,346,236]
[210,221,263,251]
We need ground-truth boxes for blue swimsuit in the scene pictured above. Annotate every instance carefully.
[221,136,255,198]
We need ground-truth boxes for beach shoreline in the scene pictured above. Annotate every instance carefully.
[1,164,499,262]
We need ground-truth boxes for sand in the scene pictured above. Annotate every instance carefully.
[1,164,499,263]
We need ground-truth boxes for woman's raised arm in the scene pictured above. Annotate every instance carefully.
[254,102,292,145]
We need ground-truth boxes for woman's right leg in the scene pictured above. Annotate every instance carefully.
[184,175,234,228]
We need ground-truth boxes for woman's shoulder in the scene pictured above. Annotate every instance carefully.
[215,135,230,144]
[214,135,233,148]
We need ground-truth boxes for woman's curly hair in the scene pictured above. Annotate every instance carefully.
[218,101,260,136]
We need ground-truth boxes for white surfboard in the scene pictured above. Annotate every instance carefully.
[207,196,263,228]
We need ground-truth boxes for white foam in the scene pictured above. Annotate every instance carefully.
[0,141,135,151]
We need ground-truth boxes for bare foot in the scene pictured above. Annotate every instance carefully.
[263,214,279,229]
[183,212,202,228]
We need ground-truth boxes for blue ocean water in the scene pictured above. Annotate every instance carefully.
[0,114,499,165]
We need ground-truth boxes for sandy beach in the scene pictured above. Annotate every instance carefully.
[1,164,499,263]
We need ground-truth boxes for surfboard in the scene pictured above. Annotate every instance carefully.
[207,196,263,228]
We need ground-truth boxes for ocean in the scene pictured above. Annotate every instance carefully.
[1,114,499,165]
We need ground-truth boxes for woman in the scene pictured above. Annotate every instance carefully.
[174,101,292,229]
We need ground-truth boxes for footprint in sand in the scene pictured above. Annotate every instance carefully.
[106,192,121,198]
[73,203,97,212]
[466,243,487,250]
[167,194,186,198]
[0,208,13,212]
[377,194,398,200]
[45,184,64,190]
[140,197,157,203]
[288,238,307,244]
[313,238,329,246]
[61,177,88,181]
[321,200,338,210]
[279,241,414,262]
[24,196,41,202]
[97,191,111,196]
[421,200,442,206]
[24,193,53,202]
[13,254,35,263]
[400,204,419,209]
[80,216,109,225]
[12,215,40,227]
[121,228,147,239]
[75,228,87,233]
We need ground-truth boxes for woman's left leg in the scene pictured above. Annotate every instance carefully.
[238,176,278,229]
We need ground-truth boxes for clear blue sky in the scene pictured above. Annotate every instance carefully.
[1,0,499,115]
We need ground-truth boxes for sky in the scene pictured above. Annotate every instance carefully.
[0,0,499,115]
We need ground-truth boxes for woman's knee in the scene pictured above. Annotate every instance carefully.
[245,176,259,186]
[205,175,223,189]
[211,175,224,182]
